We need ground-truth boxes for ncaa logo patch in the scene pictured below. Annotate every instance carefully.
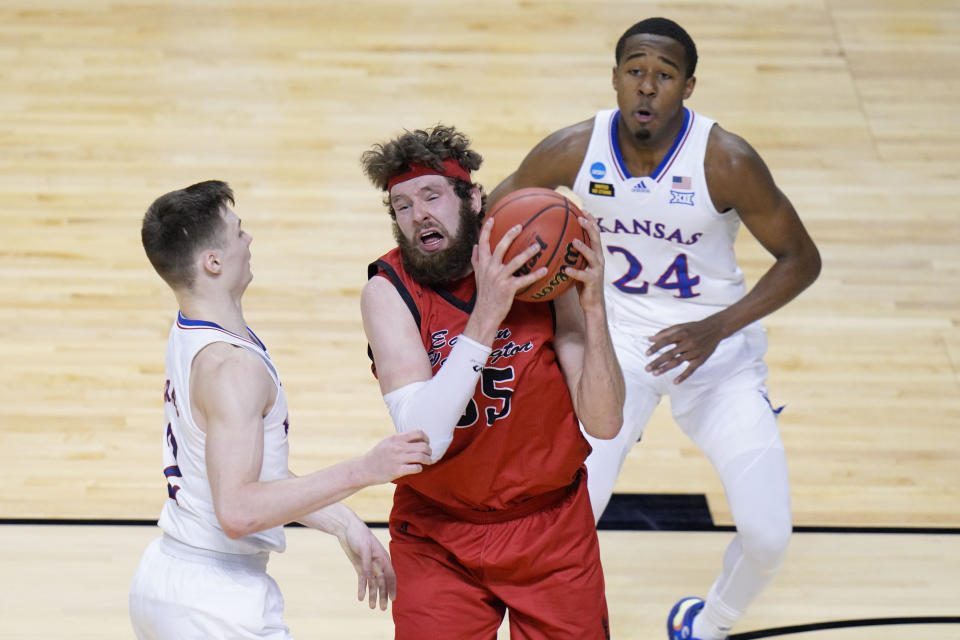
[590,162,606,179]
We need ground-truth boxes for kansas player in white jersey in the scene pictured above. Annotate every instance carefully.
[573,106,749,332]
[155,313,289,556]
[131,180,433,639]
[491,18,821,640]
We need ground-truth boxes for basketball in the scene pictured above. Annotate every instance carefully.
[487,188,590,302]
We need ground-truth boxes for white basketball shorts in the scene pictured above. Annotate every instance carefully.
[129,534,292,640]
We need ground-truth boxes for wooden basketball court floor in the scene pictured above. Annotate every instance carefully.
[1,1,957,638]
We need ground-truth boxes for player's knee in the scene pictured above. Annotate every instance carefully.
[740,517,791,570]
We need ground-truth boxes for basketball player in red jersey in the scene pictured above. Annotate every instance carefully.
[359,124,625,640]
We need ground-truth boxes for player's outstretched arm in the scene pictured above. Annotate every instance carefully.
[296,501,396,610]
[553,212,625,440]
[198,345,432,539]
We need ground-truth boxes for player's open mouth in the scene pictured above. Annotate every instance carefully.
[635,109,653,123]
[419,230,444,250]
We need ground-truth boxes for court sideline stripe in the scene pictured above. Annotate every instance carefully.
[729,616,960,639]
[1,518,958,534]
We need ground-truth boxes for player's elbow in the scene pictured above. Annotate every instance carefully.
[580,382,626,440]
[805,245,822,284]
[218,516,249,539]
[575,385,625,440]
[220,517,260,540]
[593,422,623,440]
[787,239,821,288]
[221,525,246,540]
[216,504,263,539]
[582,414,624,440]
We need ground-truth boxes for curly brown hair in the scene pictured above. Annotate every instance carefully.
[361,124,486,220]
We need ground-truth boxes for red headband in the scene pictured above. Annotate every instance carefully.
[386,158,472,191]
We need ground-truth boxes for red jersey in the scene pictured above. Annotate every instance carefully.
[369,248,591,513]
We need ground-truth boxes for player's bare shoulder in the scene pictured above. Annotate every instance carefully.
[193,340,258,372]
[361,271,405,319]
[705,124,763,171]
[360,273,422,354]
[704,123,775,213]
[191,341,275,421]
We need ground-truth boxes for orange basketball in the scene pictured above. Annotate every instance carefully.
[487,188,589,302]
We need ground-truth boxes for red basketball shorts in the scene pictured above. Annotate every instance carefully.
[389,472,609,640]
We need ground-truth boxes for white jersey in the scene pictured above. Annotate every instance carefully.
[572,108,747,332]
[156,312,289,555]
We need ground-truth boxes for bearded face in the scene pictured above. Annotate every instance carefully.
[394,196,480,287]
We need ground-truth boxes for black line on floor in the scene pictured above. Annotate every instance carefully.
[729,616,960,639]
[2,493,958,534]
[594,493,960,534]
[1,518,958,535]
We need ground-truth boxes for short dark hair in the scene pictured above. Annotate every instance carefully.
[615,17,698,78]
[360,124,485,220]
[141,180,235,289]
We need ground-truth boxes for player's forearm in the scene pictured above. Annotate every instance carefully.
[383,335,490,463]
[296,501,358,538]
[575,307,625,439]
[462,306,504,347]
[215,458,376,539]
[715,250,821,338]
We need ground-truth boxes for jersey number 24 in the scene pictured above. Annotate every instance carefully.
[606,247,700,298]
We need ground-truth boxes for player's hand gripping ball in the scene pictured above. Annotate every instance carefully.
[488,188,590,302]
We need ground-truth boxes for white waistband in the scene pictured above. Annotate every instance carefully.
[161,533,269,572]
